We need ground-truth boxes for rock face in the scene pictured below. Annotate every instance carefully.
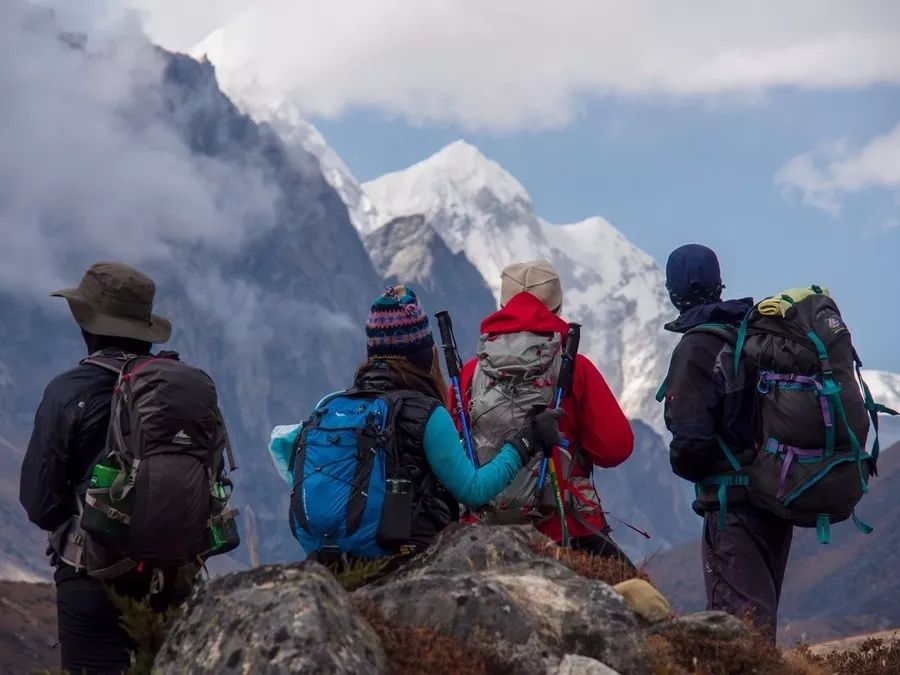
[154,523,770,675]
[364,214,496,360]
[155,562,387,674]
[358,524,651,675]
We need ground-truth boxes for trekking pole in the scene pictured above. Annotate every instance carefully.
[544,440,570,547]
[536,323,581,546]
[435,310,478,467]
[537,323,581,493]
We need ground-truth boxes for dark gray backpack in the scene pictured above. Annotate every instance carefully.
[735,287,897,542]
[77,352,237,574]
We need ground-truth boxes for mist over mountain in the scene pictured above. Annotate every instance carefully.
[0,2,380,574]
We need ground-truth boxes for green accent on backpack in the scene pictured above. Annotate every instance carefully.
[730,286,898,543]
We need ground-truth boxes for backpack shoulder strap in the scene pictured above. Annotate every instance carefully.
[685,322,738,345]
[81,353,129,375]
[656,323,740,402]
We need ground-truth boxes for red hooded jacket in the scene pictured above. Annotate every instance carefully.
[449,292,634,541]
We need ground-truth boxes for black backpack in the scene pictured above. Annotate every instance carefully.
[735,287,897,542]
[77,352,238,575]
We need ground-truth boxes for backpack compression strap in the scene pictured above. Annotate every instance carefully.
[697,435,749,530]
[854,362,899,465]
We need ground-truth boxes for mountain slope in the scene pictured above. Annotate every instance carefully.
[645,442,900,644]
[363,140,678,434]
[364,215,495,359]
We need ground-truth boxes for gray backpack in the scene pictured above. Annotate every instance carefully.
[470,331,562,519]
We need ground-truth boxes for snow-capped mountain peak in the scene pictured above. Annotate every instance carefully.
[364,141,678,433]
[366,140,535,251]
[421,140,531,206]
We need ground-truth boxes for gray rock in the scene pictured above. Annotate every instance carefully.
[555,654,621,675]
[155,562,387,675]
[358,524,651,675]
[379,521,542,580]
[651,610,748,641]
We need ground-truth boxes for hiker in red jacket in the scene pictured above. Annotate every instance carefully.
[450,259,635,561]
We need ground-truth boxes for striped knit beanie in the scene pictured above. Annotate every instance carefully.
[366,285,435,371]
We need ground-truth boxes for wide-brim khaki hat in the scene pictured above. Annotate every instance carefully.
[500,259,563,313]
[51,261,171,343]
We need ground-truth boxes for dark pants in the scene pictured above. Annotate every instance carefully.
[702,510,793,641]
[57,574,133,674]
[56,566,189,674]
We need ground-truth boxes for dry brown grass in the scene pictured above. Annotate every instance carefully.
[646,619,824,675]
[354,599,491,675]
[527,536,649,586]
[792,637,900,675]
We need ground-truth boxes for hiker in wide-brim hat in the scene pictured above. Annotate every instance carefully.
[21,260,178,673]
[51,261,171,343]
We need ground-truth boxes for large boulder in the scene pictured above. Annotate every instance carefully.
[155,562,387,674]
[357,524,652,675]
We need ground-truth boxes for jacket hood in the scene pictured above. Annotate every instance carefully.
[664,297,754,334]
[480,291,570,336]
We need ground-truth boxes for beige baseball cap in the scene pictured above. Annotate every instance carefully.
[500,259,563,314]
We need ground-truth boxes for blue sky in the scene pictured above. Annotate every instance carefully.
[311,86,900,371]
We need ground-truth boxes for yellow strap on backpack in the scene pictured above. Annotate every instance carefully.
[757,286,830,317]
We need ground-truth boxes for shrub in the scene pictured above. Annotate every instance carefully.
[354,599,490,675]
[527,536,650,586]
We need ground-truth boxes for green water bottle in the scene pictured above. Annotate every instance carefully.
[82,461,129,543]
[209,482,241,555]
[90,462,119,489]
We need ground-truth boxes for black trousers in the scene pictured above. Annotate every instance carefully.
[702,510,793,642]
[55,567,188,674]
[56,573,133,675]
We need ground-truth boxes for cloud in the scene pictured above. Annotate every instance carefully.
[0,0,278,295]
[0,1,358,351]
[126,0,900,131]
[775,122,900,215]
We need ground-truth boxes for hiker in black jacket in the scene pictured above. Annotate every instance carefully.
[19,262,184,674]
[661,244,793,642]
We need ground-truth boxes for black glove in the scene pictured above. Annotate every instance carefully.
[508,408,563,465]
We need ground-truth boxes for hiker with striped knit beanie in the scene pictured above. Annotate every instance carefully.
[270,284,562,563]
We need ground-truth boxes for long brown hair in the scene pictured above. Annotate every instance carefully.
[354,347,449,407]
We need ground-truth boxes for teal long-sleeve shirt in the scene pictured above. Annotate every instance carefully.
[422,405,522,507]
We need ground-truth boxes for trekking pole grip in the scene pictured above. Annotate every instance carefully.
[556,323,582,396]
[434,310,460,378]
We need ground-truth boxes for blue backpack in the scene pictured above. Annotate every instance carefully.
[288,389,413,559]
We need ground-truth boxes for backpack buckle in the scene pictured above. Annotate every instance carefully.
[316,544,343,565]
